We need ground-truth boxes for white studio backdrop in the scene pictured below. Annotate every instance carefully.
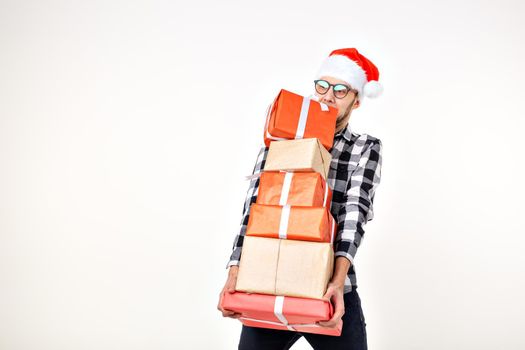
[1,0,524,349]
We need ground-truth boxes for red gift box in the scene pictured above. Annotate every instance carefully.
[263,89,338,150]
[221,292,342,336]
[246,204,336,243]
[256,171,333,207]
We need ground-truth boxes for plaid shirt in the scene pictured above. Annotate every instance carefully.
[227,124,383,294]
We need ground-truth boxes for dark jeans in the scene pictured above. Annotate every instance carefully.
[238,287,367,350]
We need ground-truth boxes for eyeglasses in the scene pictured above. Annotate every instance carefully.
[314,79,357,99]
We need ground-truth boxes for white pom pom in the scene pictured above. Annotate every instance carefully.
[363,80,383,98]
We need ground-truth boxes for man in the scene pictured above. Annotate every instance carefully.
[218,48,384,350]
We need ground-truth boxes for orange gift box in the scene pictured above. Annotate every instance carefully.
[263,89,338,150]
[256,171,333,207]
[246,204,336,243]
[221,292,342,336]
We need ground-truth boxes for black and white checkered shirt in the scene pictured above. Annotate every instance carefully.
[227,124,383,294]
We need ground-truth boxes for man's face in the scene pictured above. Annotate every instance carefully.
[314,76,360,122]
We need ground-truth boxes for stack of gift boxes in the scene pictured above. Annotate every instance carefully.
[222,89,342,336]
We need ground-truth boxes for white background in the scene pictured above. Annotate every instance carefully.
[1,0,524,349]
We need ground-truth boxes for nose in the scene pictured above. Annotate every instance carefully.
[319,87,336,105]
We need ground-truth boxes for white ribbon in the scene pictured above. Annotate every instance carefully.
[245,172,262,181]
[294,96,310,139]
[322,181,329,208]
[308,94,329,111]
[273,296,293,330]
[278,205,291,239]
[240,317,326,331]
[329,215,335,244]
[244,169,291,181]
[279,172,293,205]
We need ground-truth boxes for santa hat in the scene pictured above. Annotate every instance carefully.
[315,48,383,100]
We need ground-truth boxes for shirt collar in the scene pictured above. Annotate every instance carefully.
[335,123,353,142]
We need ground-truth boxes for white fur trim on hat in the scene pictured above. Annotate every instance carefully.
[363,80,383,98]
[315,55,367,98]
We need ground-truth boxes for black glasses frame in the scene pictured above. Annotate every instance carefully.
[313,79,358,99]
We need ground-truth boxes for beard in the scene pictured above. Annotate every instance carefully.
[336,114,347,129]
[335,98,356,130]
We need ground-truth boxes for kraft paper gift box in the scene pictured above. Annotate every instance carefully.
[256,171,333,207]
[246,204,336,243]
[236,236,334,299]
[263,89,338,150]
[221,292,342,336]
[264,138,332,180]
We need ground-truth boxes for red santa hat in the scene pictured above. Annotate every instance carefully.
[315,48,383,100]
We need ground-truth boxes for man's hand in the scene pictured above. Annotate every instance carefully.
[217,266,242,319]
[317,280,345,328]
[317,257,351,328]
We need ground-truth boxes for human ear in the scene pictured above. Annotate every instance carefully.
[353,97,360,109]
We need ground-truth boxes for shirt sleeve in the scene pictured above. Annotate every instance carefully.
[334,139,383,265]
[226,145,269,268]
